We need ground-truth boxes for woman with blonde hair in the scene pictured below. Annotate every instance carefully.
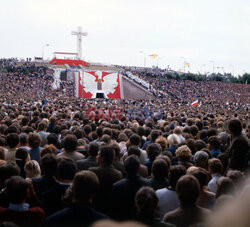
[24,160,41,178]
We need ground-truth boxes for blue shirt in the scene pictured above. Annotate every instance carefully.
[210,148,222,158]
[29,147,42,163]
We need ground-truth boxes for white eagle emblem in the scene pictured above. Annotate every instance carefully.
[81,71,118,98]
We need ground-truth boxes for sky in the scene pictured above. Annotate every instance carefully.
[1,0,250,75]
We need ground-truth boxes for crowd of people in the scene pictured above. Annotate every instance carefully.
[0,61,249,227]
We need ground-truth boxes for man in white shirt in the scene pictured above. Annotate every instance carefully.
[156,165,186,220]
[207,158,223,193]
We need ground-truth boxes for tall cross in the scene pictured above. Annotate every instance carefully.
[71,26,88,60]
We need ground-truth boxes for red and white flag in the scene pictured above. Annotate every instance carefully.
[191,100,198,107]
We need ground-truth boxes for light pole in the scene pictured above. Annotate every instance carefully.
[180,57,185,73]
[209,60,215,74]
[42,44,50,60]
[139,51,146,67]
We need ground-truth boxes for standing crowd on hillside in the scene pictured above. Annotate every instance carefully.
[0,63,249,227]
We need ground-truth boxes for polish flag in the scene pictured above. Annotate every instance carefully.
[191,100,198,107]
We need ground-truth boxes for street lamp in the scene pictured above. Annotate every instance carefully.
[42,44,50,60]
[139,51,146,68]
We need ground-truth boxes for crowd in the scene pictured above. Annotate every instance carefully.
[0,62,249,227]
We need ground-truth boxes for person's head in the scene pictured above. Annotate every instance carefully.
[176,145,192,162]
[47,133,59,147]
[146,143,161,162]
[37,121,48,132]
[194,139,206,152]
[150,130,161,142]
[100,134,111,145]
[176,175,200,206]
[117,133,128,143]
[5,176,29,204]
[208,158,223,175]
[40,154,57,177]
[124,155,140,176]
[24,160,41,178]
[173,126,182,135]
[216,177,235,199]
[127,146,141,158]
[0,162,20,189]
[15,148,29,176]
[169,165,186,190]
[57,158,77,182]
[228,119,242,137]
[191,168,209,190]
[98,145,115,165]
[63,134,78,152]
[40,144,57,157]
[135,187,158,218]
[194,151,209,169]
[167,134,180,147]
[226,170,245,189]
[151,158,169,179]
[155,136,168,151]
[19,133,28,146]
[88,142,99,157]
[72,170,99,203]
[6,133,19,148]
[129,134,141,147]
[28,133,41,148]
[208,136,221,150]
[83,125,92,136]
[110,143,121,158]
[190,125,199,137]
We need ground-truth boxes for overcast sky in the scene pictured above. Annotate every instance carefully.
[1,0,250,75]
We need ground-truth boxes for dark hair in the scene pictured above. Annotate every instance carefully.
[40,154,57,176]
[208,136,221,149]
[124,155,140,176]
[146,143,161,162]
[15,148,29,178]
[176,175,200,205]
[169,165,186,189]
[72,170,99,202]
[6,133,19,148]
[191,168,209,189]
[110,143,120,158]
[0,163,20,189]
[129,134,141,146]
[57,158,77,181]
[151,130,161,142]
[190,125,199,137]
[99,145,115,165]
[152,159,169,179]
[28,133,41,148]
[208,158,223,174]
[38,121,48,131]
[194,139,206,151]
[136,187,158,218]
[228,119,242,136]
[6,176,29,204]
[19,133,28,145]
[127,146,141,157]
[63,135,78,152]
[88,142,99,157]
[216,177,235,199]
[47,133,59,147]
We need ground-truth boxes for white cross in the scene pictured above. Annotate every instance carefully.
[71,26,88,60]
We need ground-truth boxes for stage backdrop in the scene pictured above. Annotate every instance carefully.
[75,71,121,99]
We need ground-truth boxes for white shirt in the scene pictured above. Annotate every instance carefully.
[208,173,222,194]
[156,188,180,220]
